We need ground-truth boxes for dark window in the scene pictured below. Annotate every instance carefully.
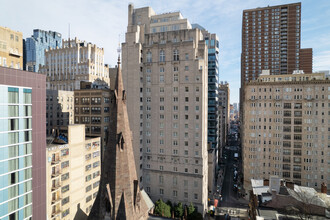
[11,172,16,184]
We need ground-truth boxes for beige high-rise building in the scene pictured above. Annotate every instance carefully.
[122,4,208,213]
[218,82,230,151]
[0,26,23,69]
[39,37,110,91]
[46,90,74,136]
[46,124,101,219]
[242,70,330,192]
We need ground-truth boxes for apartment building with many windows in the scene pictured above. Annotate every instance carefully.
[0,66,46,219]
[241,2,312,84]
[46,124,101,219]
[122,4,208,213]
[46,90,74,136]
[74,81,111,159]
[218,82,230,157]
[39,38,110,91]
[242,71,330,192]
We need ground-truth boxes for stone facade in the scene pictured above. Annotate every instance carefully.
[46,90,74,136]
[74,82,111,160]
[0,26,23,69]
[39,37,110,91]
[242,71,330,191]
[46,124,101,219]
[218,82,230,158]
[122,4,209,213]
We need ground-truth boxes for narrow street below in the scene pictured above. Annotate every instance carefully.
[214,129,249,219]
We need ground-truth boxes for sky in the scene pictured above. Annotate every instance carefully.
[2,0,330,103]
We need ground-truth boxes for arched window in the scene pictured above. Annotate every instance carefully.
[159,50,165,62]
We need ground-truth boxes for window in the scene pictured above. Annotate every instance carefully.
[23,89,32,104]
[91,97,101,104]
[61,161,69,169]
[62,185,69,193]
[62,196,70,206]
[61,173,69,181]
[159,50,165,62]
[174,74,178,82]
[8,87,19,103]
[147,51,152,63]
[61,149,69,157]
[159,175,164,184]
[62,209,70,218]
[194,193,198,200]
[86,195,92,203]
[173,49,179,61]
[93,161,100,168]
[160,75,164,82]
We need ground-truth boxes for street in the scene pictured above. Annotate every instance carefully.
[214,126,249,219]
[220,144,247,208]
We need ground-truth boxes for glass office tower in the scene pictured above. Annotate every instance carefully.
[0,85,33,220]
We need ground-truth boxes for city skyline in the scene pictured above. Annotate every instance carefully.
[2,0,330,103]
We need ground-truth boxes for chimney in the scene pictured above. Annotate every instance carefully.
[286,181,294,190]
[321,182,327,194]
[264,179,269,186]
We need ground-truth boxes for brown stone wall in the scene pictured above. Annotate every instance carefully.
[299,48,313,73]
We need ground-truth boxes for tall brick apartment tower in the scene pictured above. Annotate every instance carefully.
[240,2,313,187]
[241,2,312,85]
[88,57,150,220]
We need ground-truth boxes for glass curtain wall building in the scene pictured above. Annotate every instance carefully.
[205,35,220,150]
[0,86,33,220]
[24,29,62,72]
[0,66,46,220]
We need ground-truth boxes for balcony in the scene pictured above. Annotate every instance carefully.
[51,183,61,191]
[51,196,61,205]
[51,158,60,165]
[51,209,61,218]
[51,170,61,178]
[9,49,22,57]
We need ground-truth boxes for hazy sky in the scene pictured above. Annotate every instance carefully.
[2,0,330,103]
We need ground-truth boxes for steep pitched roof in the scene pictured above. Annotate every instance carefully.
[88,57,150,220]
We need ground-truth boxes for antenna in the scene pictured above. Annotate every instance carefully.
[117,34,121,60]
[68,23,71,48]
